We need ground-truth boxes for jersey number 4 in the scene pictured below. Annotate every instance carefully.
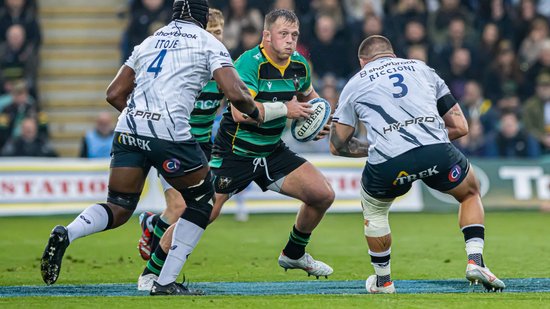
[389,73,408,98]
[147,49,167,78]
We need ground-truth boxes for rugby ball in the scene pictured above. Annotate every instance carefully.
[291,97,331,142]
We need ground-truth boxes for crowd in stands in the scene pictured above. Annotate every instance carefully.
[0,0,55,157]
[3,0,550,158]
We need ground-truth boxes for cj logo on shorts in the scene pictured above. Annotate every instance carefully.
[448,164,462,182]
[163,158,181,173]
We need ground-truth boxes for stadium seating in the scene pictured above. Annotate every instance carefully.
[39,0,125,157]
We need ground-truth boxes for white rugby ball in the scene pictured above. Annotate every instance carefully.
[291,97,331,142]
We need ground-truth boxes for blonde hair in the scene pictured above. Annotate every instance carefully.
[208,8,224,28]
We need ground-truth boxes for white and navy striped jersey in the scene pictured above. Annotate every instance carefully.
[115,20,233,141]
[333,57,451,164]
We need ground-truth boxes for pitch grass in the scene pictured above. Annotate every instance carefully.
[1,212,550,307]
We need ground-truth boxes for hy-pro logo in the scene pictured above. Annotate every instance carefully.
[393,165,439,185]
[163,158,181,173]
[448,164,462,182]
[118,133,151,151]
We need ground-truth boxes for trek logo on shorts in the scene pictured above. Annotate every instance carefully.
[217,176,232,190]
[393,165,439,185]
[118,133,151,151]
[448,164,462,182]
[163,158,181,173]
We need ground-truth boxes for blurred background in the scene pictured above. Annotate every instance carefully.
[0,0,549,158]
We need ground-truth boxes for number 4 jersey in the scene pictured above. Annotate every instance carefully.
[333,57,452,164]
[115,20,233,142]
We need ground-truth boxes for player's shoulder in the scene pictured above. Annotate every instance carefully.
[289,50,308,65]
[235,45,264,65]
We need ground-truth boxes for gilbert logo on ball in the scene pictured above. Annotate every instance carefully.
[291,97,331,142]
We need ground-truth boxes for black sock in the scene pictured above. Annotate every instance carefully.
[151,217,170,253]
[282,225,311,259]
[462,225,485,267]
[143,246,168,276]
[370,251,391,287]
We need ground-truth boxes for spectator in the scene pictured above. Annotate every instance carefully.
[0,0,41,49]
[460,80,492,122]
[121,0,171,61]
[485,111,541,158]
[308,14,351,79]
[523,73,550,153]
[0,79,46,149]
[481,91,521,136]
[441,48,476,100]
[232,24,261,59]
[429,0,472,46]
[0,24,39,93]
[474,22,501,75]
[455,118,488,157]
[476,0,514,42]
[1,117,56,157]
[523,39,550,99]
[223,0,263,52]
[386,0,427,42]
[407,44,428,63]
[518,17,549,71]
[513,0,545,49]
[394,19,429,58]
[483,41,524,103]
[79,112,115,158]
[437,17,476,69]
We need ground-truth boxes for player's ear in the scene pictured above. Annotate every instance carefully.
[359,57,367,68]
[263,30,271,43]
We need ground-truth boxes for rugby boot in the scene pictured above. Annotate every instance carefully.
[150,281,204,296]
[137,273,158,291]
[365,274,396,294]
[41,225,70,285]
[466,260,506,292]
[138,212,154,260]
[278,252,333,278]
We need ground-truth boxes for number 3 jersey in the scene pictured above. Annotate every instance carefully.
[115,20,233,142]
[333,57,452,164]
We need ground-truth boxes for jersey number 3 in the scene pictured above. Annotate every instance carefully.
[389,73,408,98]
[147,49,167,78]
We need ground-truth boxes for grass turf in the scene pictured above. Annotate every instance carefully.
[1,212,549,307]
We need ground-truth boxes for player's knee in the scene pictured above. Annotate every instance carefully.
[165,189,186,214]
[304,183,335,209]
[178,172,215,229]
[361,189,392,237]
[107,189,140,211]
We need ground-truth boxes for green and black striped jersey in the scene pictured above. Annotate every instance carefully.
[189,80,223,143]
[213,44,313,158]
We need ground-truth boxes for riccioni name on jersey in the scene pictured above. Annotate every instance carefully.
[213,45,313,158]
[115,20,233,142]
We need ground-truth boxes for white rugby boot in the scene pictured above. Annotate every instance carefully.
[278,252,333,278]
[465,261,505,292]
[365,275,396,294]
[137,273,158,291]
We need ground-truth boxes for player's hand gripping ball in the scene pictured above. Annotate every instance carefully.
[291,97,331,142]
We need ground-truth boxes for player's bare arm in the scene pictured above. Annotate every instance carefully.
[213,66,262,123]
[106,65,135,112]
[329,122,369,157]
[442,103,469,141]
